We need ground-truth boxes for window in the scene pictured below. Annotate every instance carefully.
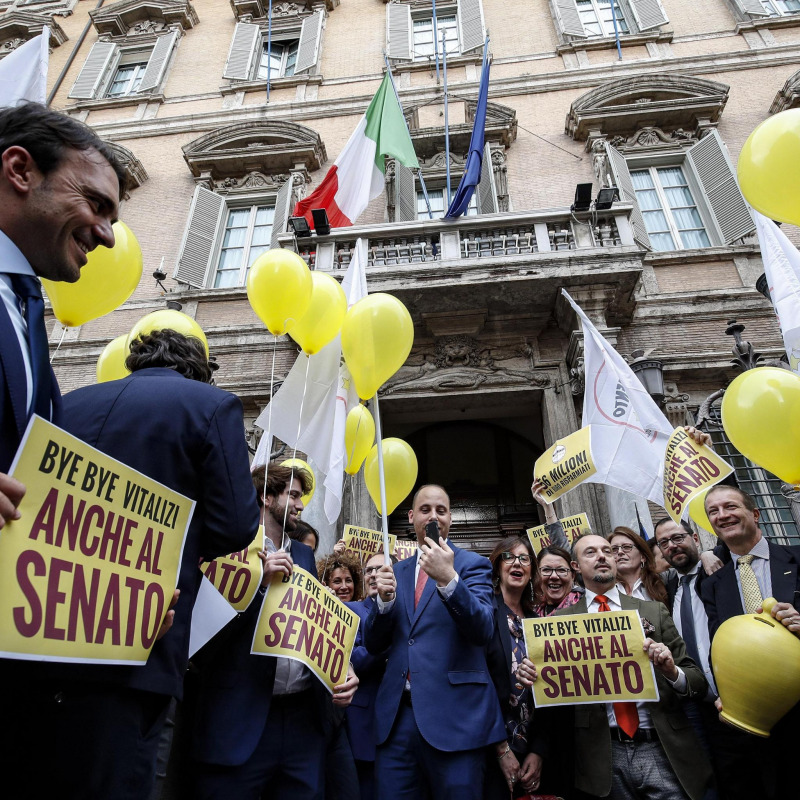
[412,15,459,61]
[256,40,298,79]
[214,204,275,288]
[106,58,148,98]
[630,167,710,251]
[760,0,800,14]
[417,188,477,218]
[576,0,629,38]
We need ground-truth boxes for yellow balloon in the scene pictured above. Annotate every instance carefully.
[344,405,376,475]
[341,294,414,400]
[247,249,312,335]
[288,272,347,355]
[128,309,209,356]
[41,221,143,327]
[96,335,131,383]
[280,458,315,507]
[738,108,800,226]
[364,438,418,515]
[688,488,713,534]
[721,367,800,485]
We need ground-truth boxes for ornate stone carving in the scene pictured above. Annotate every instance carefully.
[663,381,691,428]
[273,2,304,16]
[215,171,290,192]
[490,148,509,213]
[127,19,166,36]
[569,357,585,396]
[90,0,198,38]
[0,11,67,52]
[2,38,25,52]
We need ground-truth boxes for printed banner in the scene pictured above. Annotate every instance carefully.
[252,566,359,693]
[0,416,193,664]
[534,427,597,501]
[527,513,592,555]
[393,539,418,562]
[341,524,396,562]
[663,428,733,524]
[523,611,658,707]
[200,526,264,612]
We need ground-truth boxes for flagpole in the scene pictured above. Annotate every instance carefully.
[442,28,451,205]
[610,0,623,61]
[431,0,441,83]
[267,0,273,101]
[383,52,434,219]
[371,393,391,564]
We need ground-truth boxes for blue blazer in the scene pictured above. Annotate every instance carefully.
[364,543,505,752]
[345,595,385,762]
[191,540,329,766]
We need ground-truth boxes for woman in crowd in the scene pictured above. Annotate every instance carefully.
[290,519,319,552]
[316,552,363,603]
[533,544,583,616]
[486,535,550,798]
[609,525,668,604]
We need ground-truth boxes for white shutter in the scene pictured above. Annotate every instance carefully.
[294,11,324,74]
[68,41,117,99]
[628,0,669,31]
[457,0,485,54]
[686,131,755,245]
[734,0,771,16]
[477,143,498,214]
[270,178,294,249]
[604,141,651,250]
[394,161,417,221]
[224,22,260,80]
[387,3,413,61]
[174,186,226,287]
[554,0,588,38]
[138,30,178,92]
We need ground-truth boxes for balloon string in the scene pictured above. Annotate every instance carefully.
[281,353,311,536]
[263,334,278,514]
[372,393,391,565]
[50,325,67,365]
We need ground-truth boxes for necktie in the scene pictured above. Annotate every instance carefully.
[738,555,763,614]
[679,575,701,667]
[596,594,639,738]
[10,274,51,420]
[414,565,427,609]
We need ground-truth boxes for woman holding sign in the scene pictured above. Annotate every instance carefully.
[609,527,668,605]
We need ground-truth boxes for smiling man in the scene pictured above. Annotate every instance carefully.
[0,103,125,523]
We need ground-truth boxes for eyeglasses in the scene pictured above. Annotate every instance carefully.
[364,565,381,576]
[657,533,688,550]
[611,543,635,554]
[500,552,531,566]
[540,567,570,577]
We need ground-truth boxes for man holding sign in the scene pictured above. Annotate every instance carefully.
[519,534,711,800]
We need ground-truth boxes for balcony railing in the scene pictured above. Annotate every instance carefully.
[279,204,637,270]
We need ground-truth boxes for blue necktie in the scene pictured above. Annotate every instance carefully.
[10,273,51,421]
[679,574,701,667]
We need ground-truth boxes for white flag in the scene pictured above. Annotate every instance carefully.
[0,28,49,106]
[254,241,367,524]
[562,290,673,506]
[754,212,800,375]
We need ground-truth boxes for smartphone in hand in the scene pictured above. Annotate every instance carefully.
[425,519,441,544]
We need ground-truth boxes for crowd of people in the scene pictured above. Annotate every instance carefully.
[1,102,800,800]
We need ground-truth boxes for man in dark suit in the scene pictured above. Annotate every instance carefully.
[519,533,712,800]
[1,329,260,799]
[191,462,358,800]
[0,102,124,524]
[365,484,505,800]
[700,485,800,799]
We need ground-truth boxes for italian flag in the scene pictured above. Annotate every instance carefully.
[294,73,419,228]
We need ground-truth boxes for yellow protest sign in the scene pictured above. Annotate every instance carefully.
[393,539,418,562]
[0,417,193,664]
[535,427,597,501]
[527,513,592,555]
[663,428,733,524]
[341,524,396,563]
[252,566,359,693]
[523,611,658,707]
[201,526,264,612]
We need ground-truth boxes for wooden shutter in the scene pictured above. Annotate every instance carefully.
[554,0,587,38]
[457,0,485,54]
[734,0,771,16]
[604,141,651,250]
[68,41,117,99]
[174,186,226,287]
[685,131,754,245]
[223,22,260,80]
[394,160,417,221]
[386,3,413,61]
[138,30,178,92]
[628,0,669,31]
[477,143,498,214]
[295,11,324,74]
[270,178,294,249]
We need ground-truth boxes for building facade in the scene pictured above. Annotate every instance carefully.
[10,0,800,551]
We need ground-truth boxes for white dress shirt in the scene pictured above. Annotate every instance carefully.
[376,544,458,614]
[617,576,653,602]
[731,535,772,612]
[584,585,687,730]
[673,563,717,697]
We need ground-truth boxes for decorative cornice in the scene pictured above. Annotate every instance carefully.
[0,11,67,50]
[771,67,800,114]
[90,0,198,37]
[106,141,148,194]
[229,0,337,23]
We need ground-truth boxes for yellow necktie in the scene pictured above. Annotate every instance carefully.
[738,555,763,614]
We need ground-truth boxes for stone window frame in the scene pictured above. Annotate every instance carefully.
[0,0,78,17]
[105,141,148,199]
[771,67,800,113]
[0,10,67,58]
[726,0,800,45]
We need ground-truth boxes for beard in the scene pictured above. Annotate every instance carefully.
[592,570,615,586]
[268,500,296,531]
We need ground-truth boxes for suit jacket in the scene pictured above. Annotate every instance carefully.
[0,294,61,473]
[345,595,384,762]
[191,539,329,766]
[57,368,259,698]
[555,595,712,800]
[363,542,505,752]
